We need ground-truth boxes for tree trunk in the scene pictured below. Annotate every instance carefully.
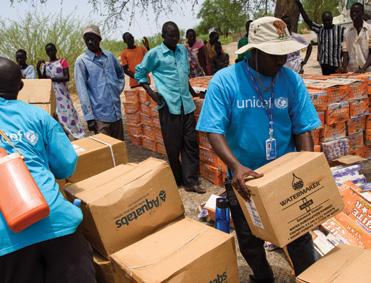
[274,0,300,32]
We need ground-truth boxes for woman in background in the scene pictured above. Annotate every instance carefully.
[37,43,85,139]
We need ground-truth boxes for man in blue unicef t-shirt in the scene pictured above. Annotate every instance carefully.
[197,17,321,283]
[0,57,96,283]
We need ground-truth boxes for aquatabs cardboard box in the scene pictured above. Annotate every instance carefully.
[68,134,128,183]
[64,158,185,257]
[18,79,56,115]
[234,152,344,247]
[296,244,371,283]
[111,217,239,283]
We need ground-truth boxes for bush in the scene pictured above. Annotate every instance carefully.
[0,12,85,91]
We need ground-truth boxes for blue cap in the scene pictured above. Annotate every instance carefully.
[73,199,82,207]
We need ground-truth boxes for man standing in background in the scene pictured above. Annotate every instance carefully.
[135,21,205,194]
[121,32,150,88]
[296,0,344,75]
[75,24,125,140]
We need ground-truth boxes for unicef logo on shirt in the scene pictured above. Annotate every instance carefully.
[274,97,288,109]
[24,131,39,145]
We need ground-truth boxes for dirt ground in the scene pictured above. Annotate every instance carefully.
[70,39,351,282]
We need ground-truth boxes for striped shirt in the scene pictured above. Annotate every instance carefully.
[311,23,345,67]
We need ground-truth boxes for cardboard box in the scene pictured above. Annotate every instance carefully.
[18,79,56,115]
[68,134,128,183]
[322,217,366,248]
[325,101,349,125]
[93,253,121,283]
[64,158,185,257]
[296,244,371,283]
[234,152,344,247]
[111,217,239,283]
[338,182,370,235]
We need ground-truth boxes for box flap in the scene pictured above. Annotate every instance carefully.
[111,218,234,282]
[72,134,122,156]
[66,158,166,203]
[18,79,53,103]
[297,244,370,283]
[246,152,323,188]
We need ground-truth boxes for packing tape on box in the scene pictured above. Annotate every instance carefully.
[89,136,117,167]
[128,228,208,270]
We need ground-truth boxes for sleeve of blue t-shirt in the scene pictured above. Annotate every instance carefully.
[288,71,322,135]
[196,75,231,134]
[44,117,77,179]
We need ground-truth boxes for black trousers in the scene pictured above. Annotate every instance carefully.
[225,187,317,281]
[95,119,125,141]
[159,105,199,187]
[0,232,96,283]
[321,64,338,76]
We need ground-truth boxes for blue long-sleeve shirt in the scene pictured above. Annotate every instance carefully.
[0,97,82,256]
[74,49,124,122]
[135,43,195,115]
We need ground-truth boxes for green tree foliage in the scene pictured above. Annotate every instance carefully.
[0,12,85,76]
[196,0,247,36]
[302,0,341,23]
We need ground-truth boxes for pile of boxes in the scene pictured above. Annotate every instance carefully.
[303,74,370,161]
[124,74,370,186]
[58,135,239,283]
[124,88,165,154]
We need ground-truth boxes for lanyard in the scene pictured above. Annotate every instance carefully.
[246,67,276,139]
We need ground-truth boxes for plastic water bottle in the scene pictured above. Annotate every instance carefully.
[0,148,49,233]
[215,197,230,233]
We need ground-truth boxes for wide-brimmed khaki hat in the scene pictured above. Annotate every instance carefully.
[83,24,102,39]
[236,16,307,56]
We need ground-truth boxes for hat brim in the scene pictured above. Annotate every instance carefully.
[236,39,307,56]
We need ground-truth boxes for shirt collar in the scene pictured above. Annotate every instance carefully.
[350,21,369,31]
[85,49,107,60]
[160,42,179,54]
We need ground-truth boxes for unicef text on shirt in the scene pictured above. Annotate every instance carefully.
[236,97,288,110]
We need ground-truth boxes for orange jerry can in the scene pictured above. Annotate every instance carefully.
[0,148,50,232]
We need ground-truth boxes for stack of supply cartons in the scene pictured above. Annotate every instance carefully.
[124,88,164,152]
[304,76,369,161]
[64,158,239,283]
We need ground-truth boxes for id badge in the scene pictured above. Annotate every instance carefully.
[265,138,277,161]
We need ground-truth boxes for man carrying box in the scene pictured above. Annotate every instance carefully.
[0,57,96,283]
[197,17,321,283]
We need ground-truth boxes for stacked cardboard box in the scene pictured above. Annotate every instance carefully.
[57,134,128,188]
[322,181,370,249]
[304,76,369,160]
[64,158,239,283]
[296,244,371,283]
[124,88,165,154]
[18,79,56,116]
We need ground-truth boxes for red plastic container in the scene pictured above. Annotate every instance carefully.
[0,148,50,232]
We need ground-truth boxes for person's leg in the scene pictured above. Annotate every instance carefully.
[110,119,125,141]
[225,186,274,282]
[159,105,184,186]
[321,64,337,76]
[95,120,111,136]
[287,232,316,275]
[0,243,44,283]
[42,232,96,283]
[180,111,201,188]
